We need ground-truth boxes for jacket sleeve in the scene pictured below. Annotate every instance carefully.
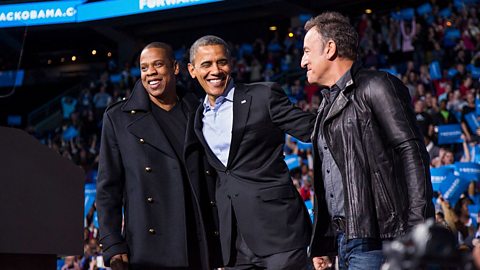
[96,111,128,266]
[268,83,316,142]
[367,72,434,227]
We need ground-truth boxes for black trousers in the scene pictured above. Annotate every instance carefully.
[225,228,308,270]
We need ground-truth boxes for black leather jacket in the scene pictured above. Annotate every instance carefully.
[309,62,434,257]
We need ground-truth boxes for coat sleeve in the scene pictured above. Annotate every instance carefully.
[268,83,316,142]
[96,111,128,266]
[367,72,434,227]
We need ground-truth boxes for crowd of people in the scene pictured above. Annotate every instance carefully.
[14,0,479,269]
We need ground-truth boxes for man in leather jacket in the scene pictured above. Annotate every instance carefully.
[300,12,434,270]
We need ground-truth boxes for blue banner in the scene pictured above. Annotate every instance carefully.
[455,162,480,182]
[471,66,480,79]
[437,124,463,145]
[429,61,442,80]
[431,166,455,191]
[465,112,480,133]
[440,171,470,206]
[284,154,300,170]
[417,3,432,15]
[304,199,314,222]
[0,0,222,28]
[439,7,452,18]
[85,183,99,228]
[476,98,480,116]
[447,68,459,78]
[444,28,461,40]
[379,68,399,77]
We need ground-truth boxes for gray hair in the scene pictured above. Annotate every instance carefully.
[189,35,231,64]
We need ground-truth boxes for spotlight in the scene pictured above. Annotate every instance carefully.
[107,52,112,57]
[288,32,294,38]
[365,9,372,14]
[269,26,277,31]
[72,56,77,61]
[92,50,97,55]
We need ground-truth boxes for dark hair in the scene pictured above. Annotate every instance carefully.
[304,11,358,60]
[143,42,176,66]
[189,35,231,64]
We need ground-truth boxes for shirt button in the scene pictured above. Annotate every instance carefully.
[148,228,155,234]
[147,197,154,203]
[327,169,330,173]
[330,193,334,198]
[139,138,145,144]
[145,167,152,172]
[130,110,136,114]
[205,170,211,176]
[324,146,328,150]
[210,201,216,206]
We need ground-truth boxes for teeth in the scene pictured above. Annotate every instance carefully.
[149,80,159,85]
[208,79,221,83]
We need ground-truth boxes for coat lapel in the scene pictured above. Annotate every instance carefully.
[227,83,251,167]
[324,91,350,123]
[123,80,177,159]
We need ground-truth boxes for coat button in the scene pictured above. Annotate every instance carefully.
[130,110,136,114]
[148,228,155,234]
[213,231,219,236]
[139,138,145,144]
[147,197,154,203]
[145,167,152,172]
[210,201,216,206]
[205,170,211,176]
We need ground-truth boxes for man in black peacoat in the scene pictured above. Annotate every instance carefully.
[96,42,220,270]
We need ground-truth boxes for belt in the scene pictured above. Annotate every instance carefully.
[332,216,346,233]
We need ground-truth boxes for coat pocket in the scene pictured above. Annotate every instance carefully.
[258,185,295,201]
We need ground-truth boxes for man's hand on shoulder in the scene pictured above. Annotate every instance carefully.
[110,253,128,270]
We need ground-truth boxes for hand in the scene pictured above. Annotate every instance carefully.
[313,256,332,270]
[110,253,128,270]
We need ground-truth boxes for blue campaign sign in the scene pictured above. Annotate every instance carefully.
[476,98,480,116]
[465,112,480,133]
[468,204,480,229]
[439,171,470,206]
[439,7,452,18]
[400,8,415,20]
[85,183,99,227]
[444,28,461,40]
[379,68,399,77]
[289,136,313,151]
[417,3,432,15]
[429,61,442,80]
[470,66,480,79]
[0,70,24,87]
[304,199,314,223]
[284,154,300,170]
[455,162,480,182]
[437,124,463,145]
[430,166,455,191]
[447,68,458,78]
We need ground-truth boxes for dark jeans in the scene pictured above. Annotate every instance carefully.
[336,232,384,270]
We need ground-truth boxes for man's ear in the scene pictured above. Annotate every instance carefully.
[187,63,196,79]
[325,40,337,60]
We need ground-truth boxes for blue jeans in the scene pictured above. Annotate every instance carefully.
[336,232,384,270]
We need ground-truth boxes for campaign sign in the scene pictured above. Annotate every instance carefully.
[304,199,314,223]
[468,204,480,229]
[437,124,463,145]
[379,68,399,77]
[429,61,442,80]
[431,166,455,191]
[85,183,99,227]
[417,3,432,15]
[471,66,480,79]
[465,112,480,133]
[439,171,470,206]
[439,7,452,18]
[400,8,415,20]
[455,162,480,182]
[284,154,300,170]
[289,136,313,150]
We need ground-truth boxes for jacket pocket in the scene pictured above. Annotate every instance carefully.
[373,171,395,214]
[258,185,295,201]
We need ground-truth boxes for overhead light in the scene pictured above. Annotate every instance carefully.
[288,32,294,38]
[91,50,97,55]
[71,56,77,61]
[446,21,452,26]
[107,52,112,57]
[365,9,372,14]
[269,26,277,31]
